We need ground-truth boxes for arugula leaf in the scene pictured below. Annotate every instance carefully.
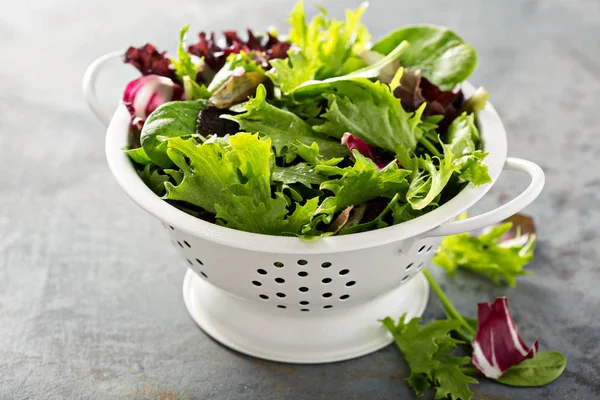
[382,315,477,400]
[294,78,424,152]
[433,222,536,287]
[268,1,370,92]
[139,164,169,196]
[140,100,207,168]
[164,133,316,235]
[371,25,477,90]
[222,85,348,162]
[124,147,152,165]
[272,163,327,187]
[171,25,210,100]
[314,151,410,223]
[496,351,567,387]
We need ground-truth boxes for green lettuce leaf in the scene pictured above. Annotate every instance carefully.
[268,1,370,93]
[124,147,152,165]
[222,85,348,162]
[140,100,207,168]
[207,51,266,93]
[371,25,478,90]
[139,164,169,196]
[433,222,536,287]
[164,133,315,235]
[382,315,477,400]
[314,151,410,223]
[295,142,344,166]
[272,163,327,187]
[294,78,424,152]
[171,25,210,100]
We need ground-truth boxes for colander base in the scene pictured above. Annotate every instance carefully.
[182,268,429,364]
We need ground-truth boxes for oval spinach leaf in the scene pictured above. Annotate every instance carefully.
[140,100,207,168]
[371,25,477,90]
[496,351,567,387]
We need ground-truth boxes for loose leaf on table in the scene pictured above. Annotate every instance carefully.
[140,100,207,168]
[313,151,410,223]
[496,351,567,387]
[382,315,477,400]
[472,297,539,380]
[222,84,348,162]
[164,133,316,235]
[268,1,370,92]
[433,219,536,287]
[294,77,425,152]
[171,25,210,100]
[371,25,478,90]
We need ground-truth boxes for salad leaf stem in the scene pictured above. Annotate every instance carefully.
[423,269,476,341]
[418,136,441,158]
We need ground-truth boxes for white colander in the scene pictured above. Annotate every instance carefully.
[83,52,545,363]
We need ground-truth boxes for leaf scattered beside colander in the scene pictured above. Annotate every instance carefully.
[120,1,492,238]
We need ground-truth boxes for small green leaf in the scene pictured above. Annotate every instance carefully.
[124,147,152,165]
[496,352,567,387]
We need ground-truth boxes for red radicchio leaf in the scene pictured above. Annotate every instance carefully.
[122,75,184,129]
[393,68,464,132]
[196,106,240,137]
[472,297,539,379]
[124,44,178,82]
[499,214,536,248]
[188,29,290,72]
[342,132,393,169]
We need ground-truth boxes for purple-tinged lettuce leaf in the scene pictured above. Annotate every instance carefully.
[472,297,539,380]
[124,43,177,82]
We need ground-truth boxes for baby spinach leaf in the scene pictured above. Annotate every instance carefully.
[496,351,567,387]
[140,100,207,168]
[372,25,477,90]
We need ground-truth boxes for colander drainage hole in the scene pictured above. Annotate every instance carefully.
[322,278,332,284]
[345,281,356,287]
[427,245,433,252]
[257,269,267,275]
[321,262,332,268]
[187,259,193,266]
[340,294,350,300]
[417,262,425,270]
[299,301,309,305]
[275,278,285,283]
[169,226,174,230]
[300,309,310,312]
[418,245,426,253]
[401,275,409,282]
[298,271,308,277]
[252,281,262,286]
[274,262,284,268]
[177,241,184,248]
[259,294,269,300]
[339,269,350,275]
[277,305,286,309]
[406,263,414,270]
[299,287,309,292]
[276,292,286,298]
[196,258,204,265]
[322,292,332,298]
[200,272,208,279]
[297,259,308,265]
[184,241,191,248]
[323,305,333,309]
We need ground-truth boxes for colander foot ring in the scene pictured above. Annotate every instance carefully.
[182,268,429,364]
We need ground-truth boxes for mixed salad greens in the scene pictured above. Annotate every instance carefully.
[121,1,491,238]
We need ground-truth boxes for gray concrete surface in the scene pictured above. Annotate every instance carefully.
[1,0,599,398]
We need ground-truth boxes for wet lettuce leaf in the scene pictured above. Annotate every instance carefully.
[164,133,316,235]
[372,25,478,90]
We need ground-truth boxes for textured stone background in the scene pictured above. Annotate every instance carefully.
[1,0,599,399]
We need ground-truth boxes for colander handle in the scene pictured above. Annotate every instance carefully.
[427,157,545,237]
[82,51,124,127]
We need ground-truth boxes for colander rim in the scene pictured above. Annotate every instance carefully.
[105,81,507,254]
